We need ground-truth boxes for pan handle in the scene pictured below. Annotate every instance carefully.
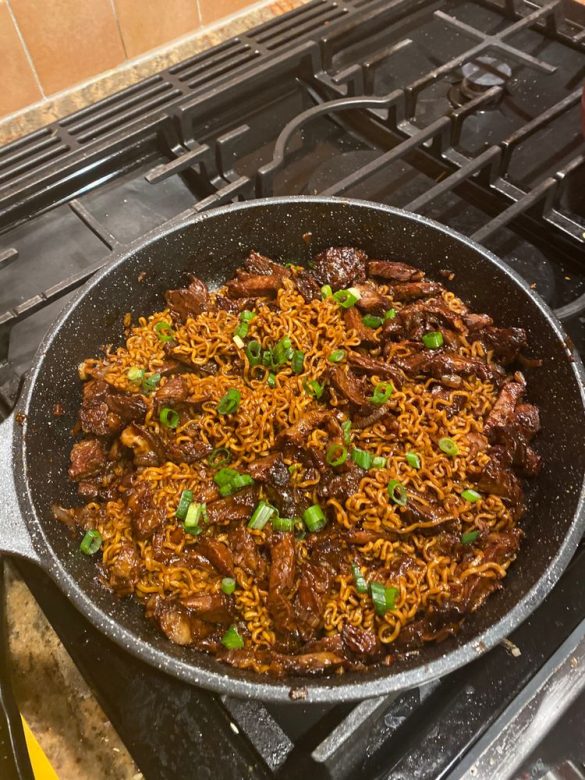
[0,417,40,565]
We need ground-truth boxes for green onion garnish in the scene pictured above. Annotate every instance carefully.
[80,529,102,555]
[273,337,293,367]
[384,308,396,320]
[387,479,408,506]
[240,310,255,323]
[221,577,236,595]
[208,447,232,468]
[217,388,241,415]
[439,437,459,457]
[461,530,480,545]
[245,340,262,367]
[127,367,145,383]
[351,447,373,470]
[184,502,206,530]
[328,349,346,363]
[352,563,368,594]
[234,321,249,340]
[303,504,327,532]
[272,516,294,532]
[362,314,383,329]
[370,581,398,615]
[248,500,276,530]
[262,349,273,367]
[141,373,161,393]
[461,488,481,503]
[326,443,348,467]
[219,474,254,497]
[221,625,245,649]
[155,321,174,342]
[405,451,421,469]
[267,373,276,388]
[175,489,193,520]
[321,284,333,299]
[370,382,394,405]
[342,419,352,445]
[159,406,180,429]
[333,288,360,308]
[372,455,387,469]
[305,379,324,399]
[214,467,240,487]
[422,331,444,349]
[291,350,305,374]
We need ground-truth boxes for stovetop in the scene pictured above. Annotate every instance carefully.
[1,1,584,778]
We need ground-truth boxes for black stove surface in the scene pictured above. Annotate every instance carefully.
[1,1,584,778]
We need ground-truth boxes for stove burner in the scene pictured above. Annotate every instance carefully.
[449,55,512,108]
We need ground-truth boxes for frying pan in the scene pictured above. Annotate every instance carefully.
[0,196,584,704]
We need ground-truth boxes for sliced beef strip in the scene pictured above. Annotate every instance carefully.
[394,351,500,383]
[352,403,396,430]
[311,246,367,290]
[351,282,392,315]
[328,365,373,412]
[388,280,444,302]
[181,592,233,625]
[294,562,332,641]
[106,541,142,596]
[226,273,284,299]
[343,306,378,345]
[248,453,288,483]
[474,446,523,506]
[429,383,465,419]
[229,526,268,581]
[155,602,216,646]
[367,260,424,282]
[206,486,259,526]
[217,647,344,676]
[341,624,383,660]
[165,437,212,465]
[80,380,146,436]
[127,482,166,541]
[243,250,288,278]
[196,538,234,576]
[69,438,107,481]
[276,410,336,449]
[294,270,322,302]
[347,351,404,389]
[165,275,209,323]
[400,490,457,535]
[154,375,189,408]
[382,297,466,341]
[484,375,526,437]
[318,464,362,503]
[268,534,297,636]
[478,326,528,365]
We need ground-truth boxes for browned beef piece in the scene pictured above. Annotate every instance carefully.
[120,422,210,466]
[206,486,259,526]
[154,375,189,407]
[156,603,216,646]
[69,438,107,481]
[401,490,456,534]
[382,297,465,341]
[351,282,391,314]
[294,562,332,641]
[479,326,528,365]
[294,270,322,302]
[491,413,541,478]
[268,534,297,636]
[328,365,372,412]
[243,250,288,278]
[465,431,489,459]
[106,392,147,423]
[305,530,347,573]
[352,403,396,430]
[226,273,284,298]
[229,526,267,580]
[165,437,212,465]
[248,453,287,482]
[343,307,377,345]
[127,482,165,541]
[512,403,540,440]
[429,383,465,419]
[318,464,362,503]
[389,281,444,302]
[163,344,219,377]
[248,453,308,517]
[215,294,240,314]
[394,351,500,383]
[217,647,344,675]
[181,592,232,624]
[277,651,345,674]
[342,624,382,660]
[475,446,523,505]
[311,246,367,290]
[165,275,209,323]
[276,410,334,448]
[80,380,146,436]
[107,541,141,596]
[464,312,493,332]
[347,351,404,389]
[196,538,234,576]
[367,260,424,282]
[484,376,526,436]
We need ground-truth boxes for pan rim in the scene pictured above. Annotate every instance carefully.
[14,195,585,702]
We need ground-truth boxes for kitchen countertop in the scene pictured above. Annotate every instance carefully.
[1,2,303,777]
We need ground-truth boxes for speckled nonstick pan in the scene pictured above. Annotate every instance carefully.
[1,197,584,703]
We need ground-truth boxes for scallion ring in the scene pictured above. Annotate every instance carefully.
[422,330,444,349]
[321,284,333,299]
[333,288,359,308]
[175,489,193,520]
[80,529,102,555]
[362,314,383,329]
[303,504,327,532]
[221,625,244,649]
[370,382,394,405]
[304,379,324,399]
[384,308,396,321]
[272,516,294,532]
[405,451,421,469]
[248,500,276,530]
[291,350,305,374]
[154,321,174,342]
[273,336,293,367]
[371,455,387,469]
[387,479,408,506]
[370,581,398,615]
[217,388,241,415]
[245,340,262,367]
[159,406,180,429]
[326,443,348,467]
[208,448,232,468]
[328,349,346,363]
[461,488,481,503]
[234,321,249,340]
[352,563,368,594]
[342,419,352,445]
[127,367,145,383]
[221,577,236,595]
[461,530,480,545]
[141,373,161,393]
[240,310,255,323]
[267,373,276,388]
[438,437,459,457]
[351,447,373,470]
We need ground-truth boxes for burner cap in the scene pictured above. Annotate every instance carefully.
[448,56,511,109]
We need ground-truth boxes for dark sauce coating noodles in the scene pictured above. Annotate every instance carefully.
[55,248,541,676]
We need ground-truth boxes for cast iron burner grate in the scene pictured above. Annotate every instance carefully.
[1,1,585,778]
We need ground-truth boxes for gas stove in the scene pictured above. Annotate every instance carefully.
[1,1,584,778]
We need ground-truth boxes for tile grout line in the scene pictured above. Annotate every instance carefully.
[6,0,45,98]
[108,0,129,59]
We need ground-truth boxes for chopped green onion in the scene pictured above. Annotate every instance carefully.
[439,437,459,457]
[245,340,262,367]
[333,288,359,308]
[352,447,373,470]
[328,349,346,363]
[387,479,408,506]
[221,625,244,650]
[461,488,481,503]
[262,349,273,367]
[217,388,241,415]
[272,516,294,532]
[405,451,421,469]
[80,529,102,555]
[321,284,333,299]
[370,581,398,615]
[219,474,254,497]
[384,308,396,320]
[291,350,305,374]
[372,455,387,469]
[461,530,480,545]
[305,379,324,399]
[422,330,444,349]
[370,382,394,405]
[362,314,383,329]
[326,443,348,467]
[342,419,352,446]
[234,321,249,340]
[175,489,193,520]
[155,321,174,342]
[142,373,161,393]
[159,406,180,429]
[221,577,236,595]
[267,373,276,388]
[214,467,240,488]
[240,310,255,323]
[273,337,293,367]
[208,448,232,468]
[233,334,245,349]
[303,504,327,532]
[184,502,206,529]
[352,563,368,594]
[127,367,145,383]
[248,500,276,530]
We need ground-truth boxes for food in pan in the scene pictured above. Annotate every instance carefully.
[54,247,541,676]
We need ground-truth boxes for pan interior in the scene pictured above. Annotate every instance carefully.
[21,199,585,697]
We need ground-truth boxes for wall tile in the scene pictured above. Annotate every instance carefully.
[0,1,42,118]
[9,0,125,95]
[114,0,199,59]
[198,0,252,26]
